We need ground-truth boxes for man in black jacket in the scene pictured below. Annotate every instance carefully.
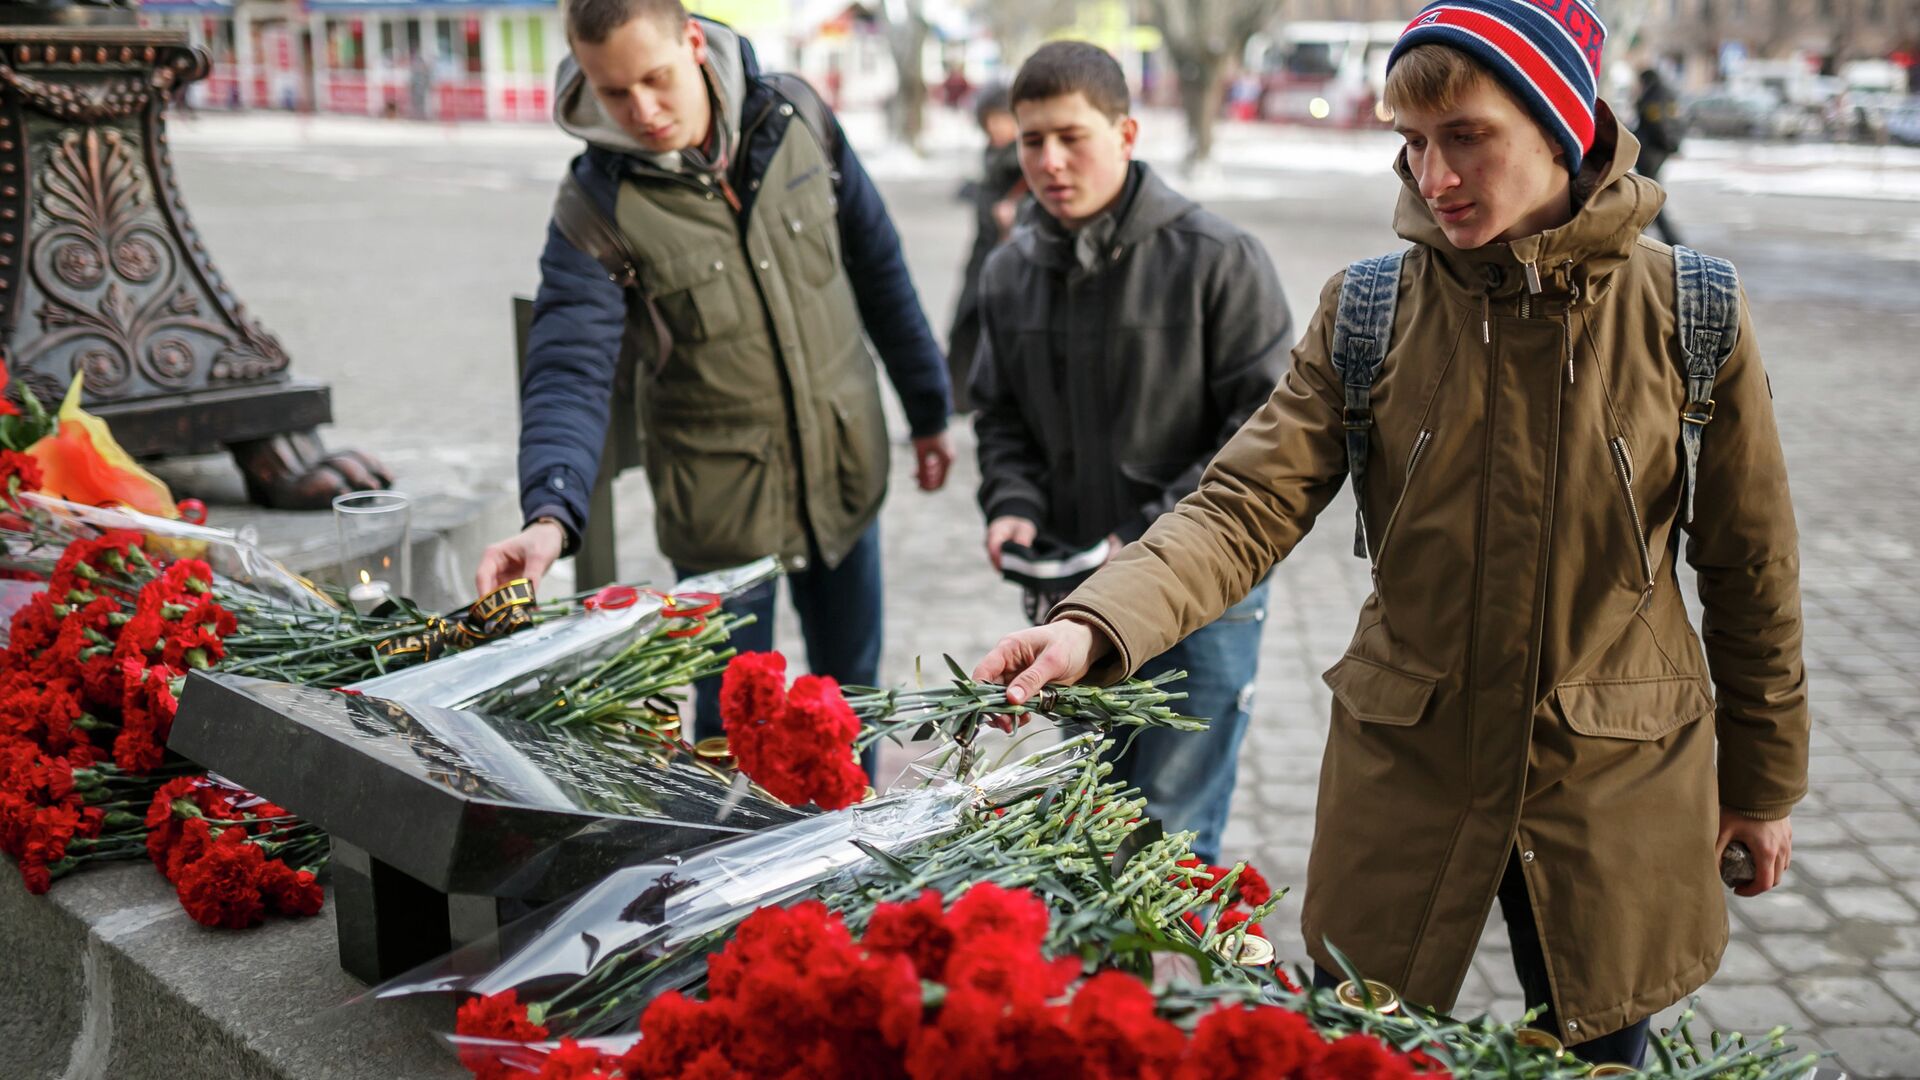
[971,42,1292,863]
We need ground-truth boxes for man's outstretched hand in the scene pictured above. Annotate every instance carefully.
[972,619,1107,706]
[476,521,565,597]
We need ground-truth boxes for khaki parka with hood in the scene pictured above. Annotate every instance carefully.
[1053,112,1809,1040]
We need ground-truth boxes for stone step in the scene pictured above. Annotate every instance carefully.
[0,863,459,1080]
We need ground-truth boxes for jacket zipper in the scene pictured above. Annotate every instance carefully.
[1609,436,1656,607]
[1369,428,1434,587]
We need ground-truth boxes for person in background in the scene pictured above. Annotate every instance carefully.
[946,85,1025,414]
[1634,66,1684,245]
[970,42,1292,865]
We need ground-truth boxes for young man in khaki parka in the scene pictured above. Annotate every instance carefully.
[974,0,1806,1067]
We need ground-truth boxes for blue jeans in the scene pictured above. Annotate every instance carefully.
[1103,581,1269,865]
[676,525,885,775]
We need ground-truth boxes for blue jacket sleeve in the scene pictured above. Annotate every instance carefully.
[518,160,625,553]
[828,116,952,438]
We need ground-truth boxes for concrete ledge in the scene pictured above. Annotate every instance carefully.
[0,862,462,1080]
[150,445,520,614]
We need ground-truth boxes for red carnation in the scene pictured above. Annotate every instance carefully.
[624,990,739,1079]
[906,984,1081,1080]
[722,656,869,811]
[718,651,787,728]
[1070,970,1185,1080]
[944,881,1052,953]
[862,888,953,978]
[162,816,218,881]
[0,449,39,498]
[534,1039,619,1080]
[1176,1003,1324,1080]
[1217,908,1265,938]
[6,592,61,654]
[174,827,268,928]
[113,664,180,774]
[456,990,551,1043]
[144,775,206,869]
[1307,1033,1421,1079]
[456,989,552,1080]
[260,860,325,917]
[1236,863,1274,907]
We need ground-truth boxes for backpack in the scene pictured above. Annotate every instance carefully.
[1330,245,1740,558]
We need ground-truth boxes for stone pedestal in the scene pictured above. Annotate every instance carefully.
[0,862,464,1080]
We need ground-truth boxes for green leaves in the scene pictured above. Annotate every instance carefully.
[0,376,55,451]
[845,662,1206,774]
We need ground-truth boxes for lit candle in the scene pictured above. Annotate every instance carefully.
[348,569,392,615]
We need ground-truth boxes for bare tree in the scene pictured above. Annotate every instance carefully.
[879,0,932,150]
[1142,0,1281,165]
[974,0,1079,71]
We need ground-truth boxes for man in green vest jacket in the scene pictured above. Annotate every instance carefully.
[477,0,954,752]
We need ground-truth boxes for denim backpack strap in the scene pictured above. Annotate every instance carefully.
[1673,245,1741,526]
[1329,251,1405,557]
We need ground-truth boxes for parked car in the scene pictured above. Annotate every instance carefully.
[1888,98,1920,146]
[1686,89,1814,139]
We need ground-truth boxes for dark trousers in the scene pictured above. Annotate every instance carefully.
[1313,849,1650,1067]
[675,525,885,775]
[1103,582,1269,865]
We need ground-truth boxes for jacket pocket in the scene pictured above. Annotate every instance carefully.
[649,250,743,345]
[830,389,889,517]
[1552,675,1714,741]
[647,423,783,564]
[784,192,842,288]
[1322,654,1439,726]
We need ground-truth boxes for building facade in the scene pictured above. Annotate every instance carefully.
[142,0,562,121]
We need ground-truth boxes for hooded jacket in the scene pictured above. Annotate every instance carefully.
[1054,111,1808,1039]
[971,161,1292,549]
[519,21,949,569]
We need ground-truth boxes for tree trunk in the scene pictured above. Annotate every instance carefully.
[1177,54,1229,165]
[882,3,928,152]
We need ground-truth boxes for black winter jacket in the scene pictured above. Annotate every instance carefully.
[971,162,1292,547]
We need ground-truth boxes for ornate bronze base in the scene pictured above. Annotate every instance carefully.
[0,19,390,510]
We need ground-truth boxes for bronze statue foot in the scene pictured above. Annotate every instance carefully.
[228,430,394,510]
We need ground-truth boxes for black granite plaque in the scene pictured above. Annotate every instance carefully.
[170,671,809,981]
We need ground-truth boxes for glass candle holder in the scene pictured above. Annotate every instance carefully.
[333,491,411,612]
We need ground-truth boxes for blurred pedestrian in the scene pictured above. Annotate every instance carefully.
[946,85,1024,413]
[941,63,972,108]
[410,52,435,120]
[1634,67,1684,245]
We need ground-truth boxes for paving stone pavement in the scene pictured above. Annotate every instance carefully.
[168,117,1920,1076]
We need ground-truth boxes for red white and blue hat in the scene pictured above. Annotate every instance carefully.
[1388,0,1608,173]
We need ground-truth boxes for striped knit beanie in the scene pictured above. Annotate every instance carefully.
[1388,0,1608,174]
